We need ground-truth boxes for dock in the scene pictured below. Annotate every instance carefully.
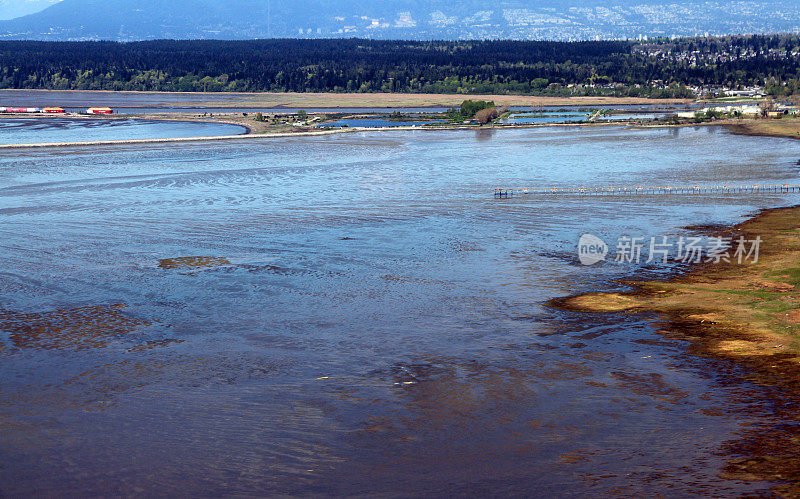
[494,184,800,198]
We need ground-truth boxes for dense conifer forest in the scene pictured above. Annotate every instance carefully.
[1,36,799,96]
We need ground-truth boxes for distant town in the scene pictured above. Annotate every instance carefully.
[3,0,800,41]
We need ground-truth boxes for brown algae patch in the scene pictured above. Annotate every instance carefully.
[559,292,642,312]
[158,256,231,269]
[0,304,150,350]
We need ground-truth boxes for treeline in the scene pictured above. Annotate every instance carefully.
[0,37,799,96]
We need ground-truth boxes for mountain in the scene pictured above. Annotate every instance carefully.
[1,0,800,41]
[0,0,61,21]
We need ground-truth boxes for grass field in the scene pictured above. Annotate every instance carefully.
[6,89,692,109]
[191,92,693,108]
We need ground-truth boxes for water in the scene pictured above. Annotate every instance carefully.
[501,112,668,124]
[599,113,668,121]
[0,125,799,495]
[316,118,446,128]
[0,117,246,144]
[501,112,589,124]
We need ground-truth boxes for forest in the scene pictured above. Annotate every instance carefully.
[1,36,799,96]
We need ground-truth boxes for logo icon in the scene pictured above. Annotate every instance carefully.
[578,234,608,266]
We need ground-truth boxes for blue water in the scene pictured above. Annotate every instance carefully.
[0,117,247,144]
[501,112,588,124]
[317,118,446,128]
[501,112,670,124]
[600,113,667,121]
[0,126,798,495]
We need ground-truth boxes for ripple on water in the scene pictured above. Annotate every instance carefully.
[0,127,798,495]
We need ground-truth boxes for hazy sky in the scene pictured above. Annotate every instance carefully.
[0,0,60,20]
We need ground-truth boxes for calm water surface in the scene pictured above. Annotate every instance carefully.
[0,117,246,144]
[316,118,446,128]
[0,126,799,495]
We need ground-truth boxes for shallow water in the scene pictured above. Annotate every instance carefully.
[502,112,589,124]
[0,117,246,144]
[599,113,668,121]
[502,112,668,124]
[316,118,446,128]
[0,126,799,495]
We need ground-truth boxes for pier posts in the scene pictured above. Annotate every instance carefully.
[494,184,800,198]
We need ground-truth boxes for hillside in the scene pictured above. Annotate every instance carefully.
[2,0,800,41]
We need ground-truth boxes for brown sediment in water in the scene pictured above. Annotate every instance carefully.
[0,304,150,350]
[157,256,231,269]
[553,205,800,495]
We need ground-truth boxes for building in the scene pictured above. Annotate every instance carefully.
[2,107,40,113]
[724,88,765,98]
[86,107,113,114]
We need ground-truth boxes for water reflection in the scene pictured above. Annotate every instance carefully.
[475,129,496,141]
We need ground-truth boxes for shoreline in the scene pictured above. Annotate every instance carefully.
[0,111,641,149]
[0,122,648,149]
[0,118,793,150]
[0,127,355,149]
[4,112,800,151]
[554,205,800,495]
[0,113,700,150]
[554,204,800,378]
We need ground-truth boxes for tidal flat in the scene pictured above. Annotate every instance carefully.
[1,125,799,495]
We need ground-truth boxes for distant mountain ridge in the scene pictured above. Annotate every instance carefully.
[0,0,60,21]
[2,0,800,41]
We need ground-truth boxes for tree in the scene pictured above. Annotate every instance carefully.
[460,100,495,118]
[475,107,499,124]
[532,78,549,90]
[759,97,775,117]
